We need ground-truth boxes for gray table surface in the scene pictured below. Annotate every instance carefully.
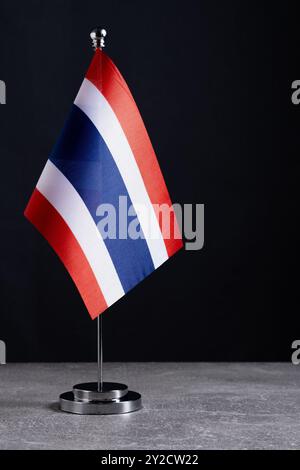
[0,362,299,450]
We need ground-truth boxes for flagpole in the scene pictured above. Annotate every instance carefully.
[91,27,106,394]
[90,26,106,51]
[59,27,142,413]
[97,314,103,392]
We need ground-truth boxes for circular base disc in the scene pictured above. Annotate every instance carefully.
[59,391,142,415]
[73,382,128,401]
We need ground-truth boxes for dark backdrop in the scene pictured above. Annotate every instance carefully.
[0,0,298,361]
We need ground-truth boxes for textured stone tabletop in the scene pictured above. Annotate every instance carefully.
[0,363,299,450]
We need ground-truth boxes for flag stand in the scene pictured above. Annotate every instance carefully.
[59,28,142,415]
[59,311,141,414]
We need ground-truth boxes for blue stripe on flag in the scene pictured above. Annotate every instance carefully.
[49,105,155,293]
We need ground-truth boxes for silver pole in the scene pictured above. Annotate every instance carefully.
[90,27,107,393]
[90,27,107,51]
[97,315,103,392]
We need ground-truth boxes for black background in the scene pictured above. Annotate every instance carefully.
[0,0,298,361]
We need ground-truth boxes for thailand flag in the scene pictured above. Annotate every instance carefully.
[24,49,183,319]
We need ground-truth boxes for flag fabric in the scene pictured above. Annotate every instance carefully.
[24,49,183,319]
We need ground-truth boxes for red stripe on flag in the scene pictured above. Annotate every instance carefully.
[86,49,183,257]
[24,188,107,319]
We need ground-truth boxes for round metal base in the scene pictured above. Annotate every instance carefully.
[59,390,142,415]
[73,382,128,402]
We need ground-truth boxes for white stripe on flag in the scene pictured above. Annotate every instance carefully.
[74,78,169,269]
[36,160,125,306]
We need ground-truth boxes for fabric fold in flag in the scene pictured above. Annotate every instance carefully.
[24,48,183,319]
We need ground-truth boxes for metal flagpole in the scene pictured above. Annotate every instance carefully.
[97,315,103,392]
[91,27,107,394]
[59,27,142,413]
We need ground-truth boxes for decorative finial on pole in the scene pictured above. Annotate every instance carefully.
[90,28,107,50]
